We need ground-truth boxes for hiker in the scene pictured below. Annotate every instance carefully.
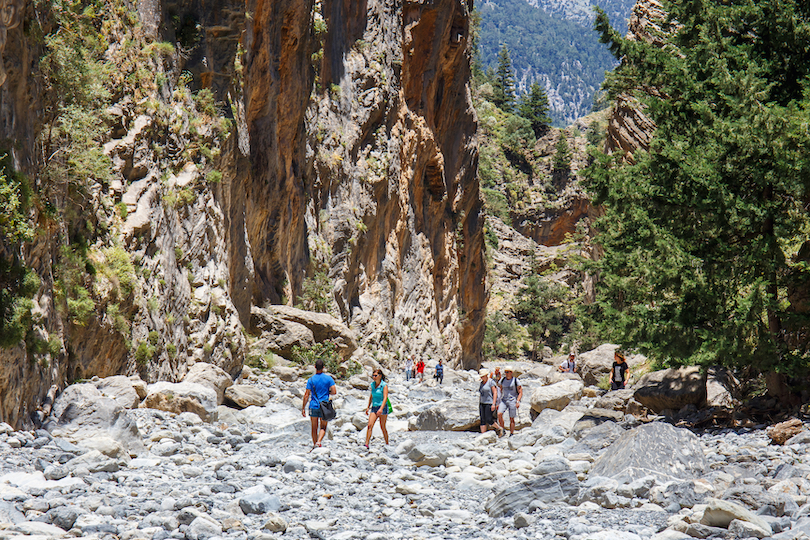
[479,369,503,435]
[558,352,577,373]
[416,358,425,382]
[491,366,502,383]
[404,356,414,381]
[301,358,337,449]
[435,359,444,385]
[364,368,391,448]
[610,350,629,390]
[497,367,523,436]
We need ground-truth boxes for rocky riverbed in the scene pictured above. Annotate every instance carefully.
[1,359,810,540]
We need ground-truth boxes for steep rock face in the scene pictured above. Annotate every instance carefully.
[0,3,251,428]
[243,0,314,304]
[0,0,486,426]
[298,0,485,368]
[605,0,666,159]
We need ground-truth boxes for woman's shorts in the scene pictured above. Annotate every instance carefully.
[309,407,324,418]
[611,381,625,391]
[498,401,517,418]
[372,405,388,416]
[479,403,495,426]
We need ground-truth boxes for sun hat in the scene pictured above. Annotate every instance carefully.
[504,366,513,372]
[479,368,489,377]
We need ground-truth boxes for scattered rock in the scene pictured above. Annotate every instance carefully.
[767,418,806,445]
[183,362,234,405]
[225,385,270,408]
[141,381,218,422]
[633,367,707,413]
[591,422,707,483]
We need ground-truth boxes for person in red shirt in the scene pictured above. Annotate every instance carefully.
[416,359,425,382]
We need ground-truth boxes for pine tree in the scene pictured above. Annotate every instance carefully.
[513,259,568,361]
[584,2,810,379]
[518,82,551,137]
[552,135,571,173]
[492,44,516,112]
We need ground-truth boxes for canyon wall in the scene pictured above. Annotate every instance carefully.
[0,0,485,427]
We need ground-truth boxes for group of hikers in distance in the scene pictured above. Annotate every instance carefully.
[301,349,629,451]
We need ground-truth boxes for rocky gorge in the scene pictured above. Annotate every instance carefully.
[2,349,810,540]
[0,0,486,429]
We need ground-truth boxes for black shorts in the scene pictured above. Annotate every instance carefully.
[479,403,495,426]
[611,381,625,390]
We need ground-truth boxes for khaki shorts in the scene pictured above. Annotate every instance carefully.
[498,401,517,418]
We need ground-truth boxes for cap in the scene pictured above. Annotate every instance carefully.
[479,368,489,377]
[569,352,576,357]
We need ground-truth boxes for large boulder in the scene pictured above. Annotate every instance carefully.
[485,471,580,517]
[578,344,645,387]
[141,382,218,422]
[633,367,707,413]
[590,422,707,483]
[183,363,233,405]
[593,389,635,412]
[249,307,315,358]
[700,498,773,536]
[251,305,357,359]
[94,375,142,409]
[705,366,739,408]
[409,402,480,431]
[44,383,144,456]
[530,380,584,413]
[225,385,270,409]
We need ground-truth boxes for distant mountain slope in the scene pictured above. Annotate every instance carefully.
[477,0,634,125]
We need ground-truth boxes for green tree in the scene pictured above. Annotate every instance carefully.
[483,311,522,360]
[584,2,810,383]
[492,44,516,112]
[517,82,552,137]
[552,135,571,173]
[512,262,568,361]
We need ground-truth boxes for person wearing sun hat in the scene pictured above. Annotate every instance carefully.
[478,369,503,435]
[497,366,523,436]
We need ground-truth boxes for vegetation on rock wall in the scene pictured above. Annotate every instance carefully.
[583,1,810,376]
[0,155,37,347]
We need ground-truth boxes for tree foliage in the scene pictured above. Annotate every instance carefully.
[492,44,516,112]
[518,82,552,137]
[584,1,810,374]
[513,260,569,360]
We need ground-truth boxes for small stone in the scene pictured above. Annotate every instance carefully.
[263,514,287,533]
[514,512,532,528]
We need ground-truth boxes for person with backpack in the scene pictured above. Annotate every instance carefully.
[478,369,504,436]
[416,358,425,382]
[364,368,392,448]
[435,359,444,385]
[497,366,523,436]
[301,358,337,450]
[558,352,577,373]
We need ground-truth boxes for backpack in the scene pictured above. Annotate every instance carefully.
[499,376,520,396]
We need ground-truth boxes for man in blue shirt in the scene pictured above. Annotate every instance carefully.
[302,359,337,449]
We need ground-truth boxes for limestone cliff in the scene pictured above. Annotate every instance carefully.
[604,0,666,159]
[298,0,486,369]
[0,0,485,428]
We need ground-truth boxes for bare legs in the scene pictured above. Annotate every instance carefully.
[379,414,389,444]
[310,416,328,448]
[365,411,389,447]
